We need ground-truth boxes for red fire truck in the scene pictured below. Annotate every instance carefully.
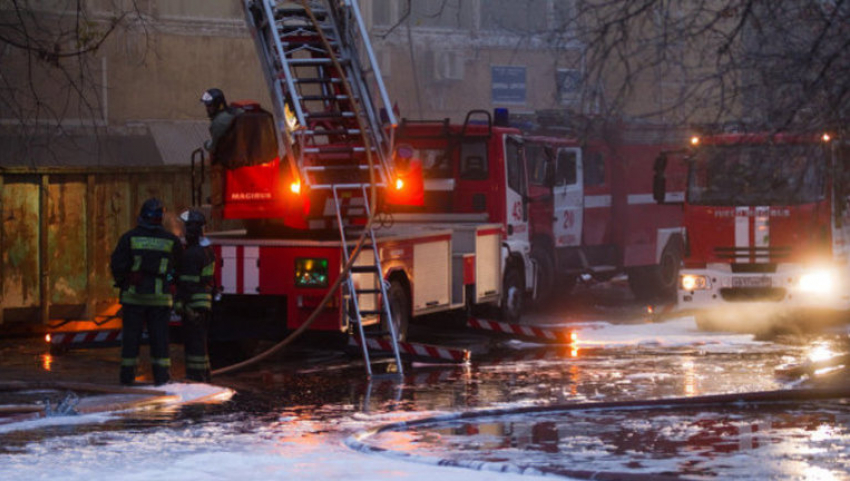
[653,131,850,331]
[522,124,687,302]
[195,0,541,374]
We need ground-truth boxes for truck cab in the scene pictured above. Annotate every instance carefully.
[654,132,849,330]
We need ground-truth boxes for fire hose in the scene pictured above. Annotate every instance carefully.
[212,1,386,377]
[345,386,850,481]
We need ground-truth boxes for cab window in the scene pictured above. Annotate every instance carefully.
[506,138,526,195]
[526,144,549,186]
[555,149,577,185]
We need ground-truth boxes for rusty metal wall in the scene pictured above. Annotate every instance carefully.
[0,167,196,331]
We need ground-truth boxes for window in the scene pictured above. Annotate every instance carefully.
[460,141,489,180]
[526,144,549,186]
[481,0,548,33]
[506,138,526,195]
[557,69,582,105]
[555,149,577,185]
[410,0,473,29]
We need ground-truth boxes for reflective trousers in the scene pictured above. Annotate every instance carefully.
[120,304,171,386]
[183,310,211,383]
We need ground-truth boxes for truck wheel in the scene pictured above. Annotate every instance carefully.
[383,281,410,342]
[656,241,683,298]
[628,242,683,301]
[531,245,555,306]
[501,265,524,322]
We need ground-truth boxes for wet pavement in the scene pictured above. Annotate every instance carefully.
[2,281,850,480]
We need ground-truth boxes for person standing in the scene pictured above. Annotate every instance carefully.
[110,198,182,386]
[176,209,216,382]
[200,88,238,162]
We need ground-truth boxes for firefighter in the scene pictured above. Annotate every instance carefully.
[200,88,238,162]
[175,209,216,382]
[110,198,183,386]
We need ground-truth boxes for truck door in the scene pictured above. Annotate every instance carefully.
[552,147,583,247]
[505,135,530,248]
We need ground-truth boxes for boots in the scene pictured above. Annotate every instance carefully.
[152,364,171,386]
[120,366,136,386]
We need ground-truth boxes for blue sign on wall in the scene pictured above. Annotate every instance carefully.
[491,66,526,104]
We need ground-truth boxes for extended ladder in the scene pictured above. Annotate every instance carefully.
[333,185,404,378]
[245,0,396,195]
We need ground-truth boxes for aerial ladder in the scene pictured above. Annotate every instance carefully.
[244,0,403,376]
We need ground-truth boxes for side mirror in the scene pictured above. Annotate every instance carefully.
[653,172,667,204]
[652,153,668,204]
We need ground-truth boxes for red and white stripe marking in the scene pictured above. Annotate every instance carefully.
[49,320,181,349]
[350,336,470,363]
[466,318,574,344]
[50,329,123,346]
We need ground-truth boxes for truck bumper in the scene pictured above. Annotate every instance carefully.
[675,265,850,328]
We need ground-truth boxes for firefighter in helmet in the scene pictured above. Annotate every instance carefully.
[200,88,238,162]
[110,198,183,386]
[176,209,216,382]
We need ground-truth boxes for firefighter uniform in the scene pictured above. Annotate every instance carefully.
[110,199,182,386]
[176,209,216,382]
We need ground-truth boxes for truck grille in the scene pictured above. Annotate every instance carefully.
[714,246,791,261]
[731,263,777,273]
[719,287,786,302]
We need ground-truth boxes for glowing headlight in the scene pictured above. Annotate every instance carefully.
[798,270,835,294]
[681,274,710,291]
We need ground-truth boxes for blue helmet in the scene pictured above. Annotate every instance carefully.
[138,198,164,225]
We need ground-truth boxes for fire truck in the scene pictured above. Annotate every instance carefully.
[653,131,850,331]
[197,0,539,373]
[522,124,687,302]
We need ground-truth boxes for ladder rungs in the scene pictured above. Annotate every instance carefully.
[367,330,392,337]
[300,94,350,101]
[292,77,342,84]
[358,310,382,317]
[282,40,338,49]
[300,128,362,136]
[275,7,328,20]
[306,111,356,119]
[289,57,350,67]
[303,146,370,154]
[350,265,380,274]
[303,164,380,171]
[355,288,382,295]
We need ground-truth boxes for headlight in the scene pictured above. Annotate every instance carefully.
[798,270,835,294]
[681,274,710,291]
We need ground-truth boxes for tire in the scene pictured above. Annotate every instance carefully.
[383,281,410,342]
[500,264,524,322]
[628,241,683,301]
[531,244,556,305]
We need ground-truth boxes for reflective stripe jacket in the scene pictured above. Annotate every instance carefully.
[110,223,183,307]
[177,243,216,311]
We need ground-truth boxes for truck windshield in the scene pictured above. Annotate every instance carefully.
[687,143,826,205]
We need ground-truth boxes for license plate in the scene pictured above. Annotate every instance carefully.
[731,276,771,288]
